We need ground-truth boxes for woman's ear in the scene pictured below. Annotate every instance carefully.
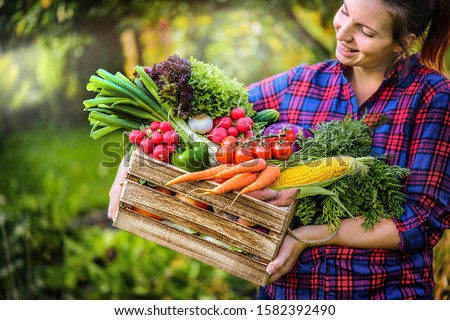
[394,33,417,53]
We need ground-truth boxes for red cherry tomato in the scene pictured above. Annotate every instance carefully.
[221,136,237,149]
[284,129,296,143]
[271,142,293,160]
[252,145,272,160]
[234,147,255,164]
[216,145,234,164]
[263,136,278,147]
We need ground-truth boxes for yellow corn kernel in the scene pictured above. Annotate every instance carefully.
[269,156,351,188]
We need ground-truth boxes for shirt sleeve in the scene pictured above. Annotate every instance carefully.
[393,81,450,252]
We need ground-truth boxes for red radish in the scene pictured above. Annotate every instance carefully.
[245,130,254,139]
[235,117,254,132]
[140,138,154,154]
[227,126,239,137]
[162,130,178,144]
[213,117,222,128]
[153,144,170,161]
[208,127,228,144]
[167,143,177,154]
[129,130,145,144]
[143,127,153,137]
[219,116,233,129]
[150,121,161,131]
[151,130,163,144]
[231,107,246,120]
[159,121,173,133]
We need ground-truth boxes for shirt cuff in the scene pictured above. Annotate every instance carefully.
[393,216,432,252]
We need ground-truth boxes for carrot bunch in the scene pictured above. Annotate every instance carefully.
[165,158,280,195]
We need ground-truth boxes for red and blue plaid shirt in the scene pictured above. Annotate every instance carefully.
[248,54,450,299]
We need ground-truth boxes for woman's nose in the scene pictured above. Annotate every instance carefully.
[335,20,353,42]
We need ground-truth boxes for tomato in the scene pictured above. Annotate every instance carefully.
[216,145,234,164]
[263,136,278,147]
[271,142,293,160]
[221,136,237,149]
[252,145,272,160]
[284,129,296,143]
[234,147,255,164]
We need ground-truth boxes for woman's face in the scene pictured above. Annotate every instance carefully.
[333,0,401,74]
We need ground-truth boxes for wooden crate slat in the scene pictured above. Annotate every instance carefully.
[127,150,297,233]
[114,208,270,285]
[121,180,279,260]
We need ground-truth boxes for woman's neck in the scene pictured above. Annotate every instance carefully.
[347,67,386,106]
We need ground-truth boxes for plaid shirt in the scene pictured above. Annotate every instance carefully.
[248,54,450,300]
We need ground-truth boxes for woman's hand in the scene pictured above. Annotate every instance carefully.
[266,228,308,284]
[107,159,128,221]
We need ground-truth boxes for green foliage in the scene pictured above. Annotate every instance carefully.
[0,123,255,299]
[189,56,253,118]
[41,227,255,299]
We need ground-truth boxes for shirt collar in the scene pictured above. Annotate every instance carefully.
[335,54,420,82]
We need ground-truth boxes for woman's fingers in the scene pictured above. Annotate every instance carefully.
[266,232,308,284]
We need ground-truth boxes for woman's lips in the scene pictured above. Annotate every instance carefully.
[337,42,358,56]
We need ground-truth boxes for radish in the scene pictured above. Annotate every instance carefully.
[219,116,233,129]
[129,130,145,144]
[213,117,222,128]
[162,130,179,144]
[227,126,239,137]
[235,117,254,133]
[153,144,170,161]
[150,121,161,131]
[140,138,154,154]
[159,121,173,133]
[167,143,177,154]
[151,130,163,144]
[143,127,153,137]
[208,127,228,144]
[231,107,246,120]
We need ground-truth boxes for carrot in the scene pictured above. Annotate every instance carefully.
[227,164,281,209]
[202,172,258,195]
[238,164,281,195]
[213,158,266,179]
[165,164,233,186]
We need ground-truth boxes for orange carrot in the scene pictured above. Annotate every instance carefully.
[238,164,281,195]
[213,158,266,179]
[202,172,258,195]
[165,164,233,186]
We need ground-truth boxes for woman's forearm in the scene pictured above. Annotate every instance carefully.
[293,217,401,250]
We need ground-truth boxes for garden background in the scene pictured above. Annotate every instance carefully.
[0,0,449,300]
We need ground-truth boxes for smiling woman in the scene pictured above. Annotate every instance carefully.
[244,0,450,300]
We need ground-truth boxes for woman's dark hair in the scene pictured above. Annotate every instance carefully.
[383,0,450,73]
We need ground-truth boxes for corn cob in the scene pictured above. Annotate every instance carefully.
[269,156,369,189]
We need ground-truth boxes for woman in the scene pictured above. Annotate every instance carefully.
[251,0,450,299]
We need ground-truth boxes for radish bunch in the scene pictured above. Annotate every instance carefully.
[128,121,179,162]
[207,107,254,145]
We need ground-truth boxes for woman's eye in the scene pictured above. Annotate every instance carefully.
[341,8,349,16]
[359,27,374,37]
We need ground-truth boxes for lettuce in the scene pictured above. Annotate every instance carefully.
[188,56,253,119]
[145,55,194,119]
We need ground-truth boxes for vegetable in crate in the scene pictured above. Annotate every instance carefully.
[268,115,410,232]
[170,142,210,172]
[188,57,254,119]
[144,55,194,119]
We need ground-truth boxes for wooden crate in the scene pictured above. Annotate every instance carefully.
[114,149,298,286]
